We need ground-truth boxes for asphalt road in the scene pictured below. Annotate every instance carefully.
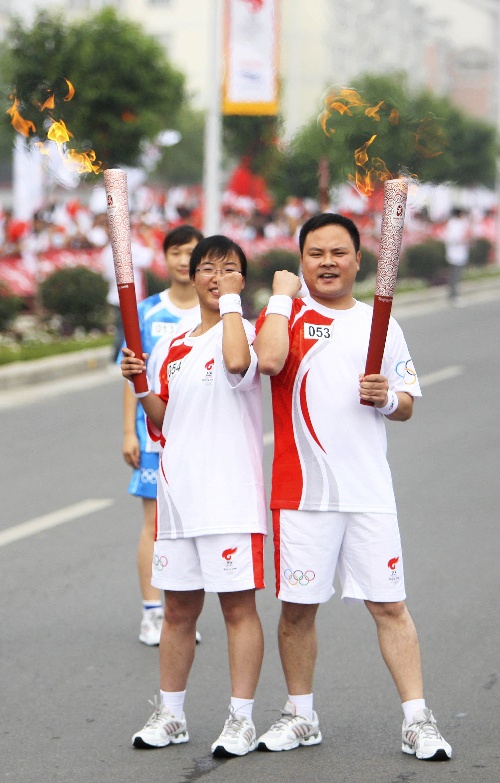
[1,293,499,783]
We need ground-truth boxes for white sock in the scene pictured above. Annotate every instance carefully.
[231,697,254,721]
[160,690,186,719]
[402,698,426,724]
[288,693,314,720]
[142,600,162,615]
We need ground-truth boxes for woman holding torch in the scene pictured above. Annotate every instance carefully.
[122,235,267,758]
[252,213,452,761]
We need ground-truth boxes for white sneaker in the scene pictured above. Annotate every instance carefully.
[257,700,322,752]
[402,707,452,760]
[139,612,202,647]
[211,707,257,757]
[132,697,189,748]
[139,608,163,646]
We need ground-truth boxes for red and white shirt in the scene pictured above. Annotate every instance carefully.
[256,296,421,513]
[149,319,267,539]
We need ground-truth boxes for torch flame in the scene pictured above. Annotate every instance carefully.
[40,94,56,112]
[365,100,385,121]
[354,135,377,168]
[389,108,400,125]
[413,115,445,159]
[64,79,75,101]
[47,118,73,144]
[351,139,392,197]
[6,80,101,175]
[319,86,443,197]
[6,96,36,137]
[327,101,353,116]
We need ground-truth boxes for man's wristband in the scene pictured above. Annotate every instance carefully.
[377,389,399,416]
[219,293,243,316]
[266,295,293,319]
[127,379,151,399]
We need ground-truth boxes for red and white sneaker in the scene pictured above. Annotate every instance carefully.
[132,697,189,748]
[257,700,322,752]
[402,708,452,760]
[211,707,257,757]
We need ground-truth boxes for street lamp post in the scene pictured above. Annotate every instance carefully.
[203,0,223,236]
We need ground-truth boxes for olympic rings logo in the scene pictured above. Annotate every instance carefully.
[284,569,316,586]
[154,555,168,571]
[395,359,417,385]
[140,468,158,484]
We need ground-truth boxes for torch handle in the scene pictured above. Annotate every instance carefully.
[118,284,149,394]
[360,295,393,406]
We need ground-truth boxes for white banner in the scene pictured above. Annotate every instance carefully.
[223,0,279,115]
[12,137,44,221]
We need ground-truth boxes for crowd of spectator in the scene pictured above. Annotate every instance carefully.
[0,181,497,298]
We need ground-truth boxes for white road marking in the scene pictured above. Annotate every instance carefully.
[419,365,464,387]
[262,365,464,447]
[0,498,115,548]
[0,367,120,411]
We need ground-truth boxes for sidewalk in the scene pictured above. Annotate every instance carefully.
[0,344,114,391]
[1,275,499,392]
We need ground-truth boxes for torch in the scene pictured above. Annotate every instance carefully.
[104,168,148,393]
[361,177,408,406]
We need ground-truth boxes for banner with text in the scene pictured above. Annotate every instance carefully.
[223,0,279,115]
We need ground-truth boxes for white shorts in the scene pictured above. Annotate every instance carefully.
[273,509,406,605]
[152,533,265,593]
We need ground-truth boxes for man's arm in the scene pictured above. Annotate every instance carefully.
[253,270,302,376]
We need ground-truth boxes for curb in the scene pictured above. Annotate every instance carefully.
[0,345,113,390]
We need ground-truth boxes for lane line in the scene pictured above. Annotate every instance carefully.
[262,364,464,447]
[419,365,464,387]
[0,498,115,548]
[263,431,274,447]
[0,368,120,412]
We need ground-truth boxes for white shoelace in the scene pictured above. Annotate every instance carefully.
[405,710,442,742]
[220,707,249,737]
[416,718,442,740]
[145,696,169,727]
[268,707,296,731]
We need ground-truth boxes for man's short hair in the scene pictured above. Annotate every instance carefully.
[162,225,204,254]
[189,235,248,279]
[299,213,361,254]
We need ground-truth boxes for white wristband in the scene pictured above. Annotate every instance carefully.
[377,389,399,416]
[219,293,243,316]
[266,295,293,319]
[127,379,151,398]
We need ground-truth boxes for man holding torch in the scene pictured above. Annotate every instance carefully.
[253,212,452,761]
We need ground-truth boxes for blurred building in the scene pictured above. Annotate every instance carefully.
[0,0,497,135]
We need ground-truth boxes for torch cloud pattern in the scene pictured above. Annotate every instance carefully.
[103,169,134,285]
[375,179,409,299]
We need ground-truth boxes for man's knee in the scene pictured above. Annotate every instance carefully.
[365,599,408,624]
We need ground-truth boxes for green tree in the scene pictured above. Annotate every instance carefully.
[154,106,205,185]
[1,8,185,168]
[223,114,282,176]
